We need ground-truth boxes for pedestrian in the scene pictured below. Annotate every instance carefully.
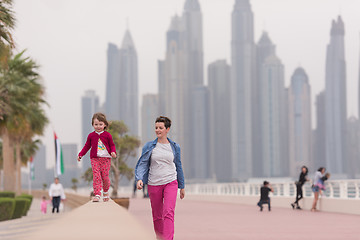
[291,166,309,210]
[135,116,185,240]
[78,112,117,202]
[257,181,273,211]
[40,196,50,214]
[311,167,326,212]
[48,177,66,213]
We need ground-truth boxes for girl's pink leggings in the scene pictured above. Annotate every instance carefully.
[91,157,111,196]
[148,180,178,240]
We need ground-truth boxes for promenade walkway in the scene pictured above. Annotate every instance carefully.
[1,195,359,240]
[129,196,360,240]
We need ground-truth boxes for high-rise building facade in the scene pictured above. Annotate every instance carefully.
[314,91,326,170]
[288,68,312,177]
[191,86,209,180]
[158,0,206,180]
[231,0,255,180]
[183,0,205,180]
[160,15,186,146]
[141,94,159,145]
[253,31,276,177]
[81,90,99,175]
[208,60,232,182]
[105,30,138,137]
[325,16,347,174]
[346,117,360,178]
[119,30,139,136]
[105,43,121,121]
[261,55,285,177]
[61,143,80,188]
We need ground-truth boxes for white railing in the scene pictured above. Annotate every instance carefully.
[186,179,360,199]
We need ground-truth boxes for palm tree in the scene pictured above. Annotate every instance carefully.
[0,51,47,192]
[0,0,16,120]
[0,0,16,55]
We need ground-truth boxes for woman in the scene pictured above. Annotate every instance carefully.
[291,166,309,210]
[311,167,326,212]
[48,177,66,213]
[135,116,185,240]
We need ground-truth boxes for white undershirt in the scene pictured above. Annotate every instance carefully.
[148,142,177,186]
[96,131,111,158]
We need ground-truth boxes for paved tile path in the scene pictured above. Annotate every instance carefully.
[1,195,359,240]
[129,196,360,240]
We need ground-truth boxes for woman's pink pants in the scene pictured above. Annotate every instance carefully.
[148,180,178,240]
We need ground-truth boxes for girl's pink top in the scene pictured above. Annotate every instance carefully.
[78,131,116,159]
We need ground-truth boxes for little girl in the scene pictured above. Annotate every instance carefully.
[78,112,117,202]
[40,196,50,214]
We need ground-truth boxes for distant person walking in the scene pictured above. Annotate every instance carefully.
[291,166,309,210]
[311,167,326,212]
[78,112,117,202]
[257,181,273,211]
[40,196,50,214]
[48,177,66,213]
[135,116,185,240]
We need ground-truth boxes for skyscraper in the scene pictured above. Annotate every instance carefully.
[325,16,347,174]
[231,0,255,180]
[158,0,205,180]
[105,30,138,137]
[118,30,139,136]
[105,43,121,121]
[191,86,209,180]
[160,15,186,145]
[81,90,99,175]
[208,60,232,182]
[261,55,285,177]
[288,68,312,177]
[61,143,80,188]
[346,117,360,178]
[183,0,204,180]
[141,94,159,145]
[314,91,326,170]
[253,31,276,177]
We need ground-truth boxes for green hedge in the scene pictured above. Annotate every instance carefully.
[18,194,33,215]
[19,194,33,204]
[0,191,15,198]
[0,198,15,221]
[16,197,31,216]
[12,198,30,219]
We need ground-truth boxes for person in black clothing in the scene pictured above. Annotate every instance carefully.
[291,166,309,210]
[257,181,273,211]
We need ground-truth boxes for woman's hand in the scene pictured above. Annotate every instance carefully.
[180,189,185,199]
[137,180,143,190]
[111,152,117,158]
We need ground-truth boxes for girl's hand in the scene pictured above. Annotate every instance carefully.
[180,189,185,199]
[111,152,117,158]
[137,180,143,190]
[77,156,81,162]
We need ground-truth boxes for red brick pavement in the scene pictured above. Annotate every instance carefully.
[129,197,360,240]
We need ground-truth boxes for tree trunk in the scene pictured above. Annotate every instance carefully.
[15,142,22,195]
[111,168,120,198]
[2,128,15,191]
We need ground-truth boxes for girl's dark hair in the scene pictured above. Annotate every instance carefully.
[302,166,309,175]
[317,167,325,172]
[155,116,171,129]
[92,112,109,129]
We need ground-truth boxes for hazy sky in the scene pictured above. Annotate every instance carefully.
[12,0,360,165]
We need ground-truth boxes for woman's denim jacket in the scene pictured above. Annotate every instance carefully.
[135,138,185,189]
